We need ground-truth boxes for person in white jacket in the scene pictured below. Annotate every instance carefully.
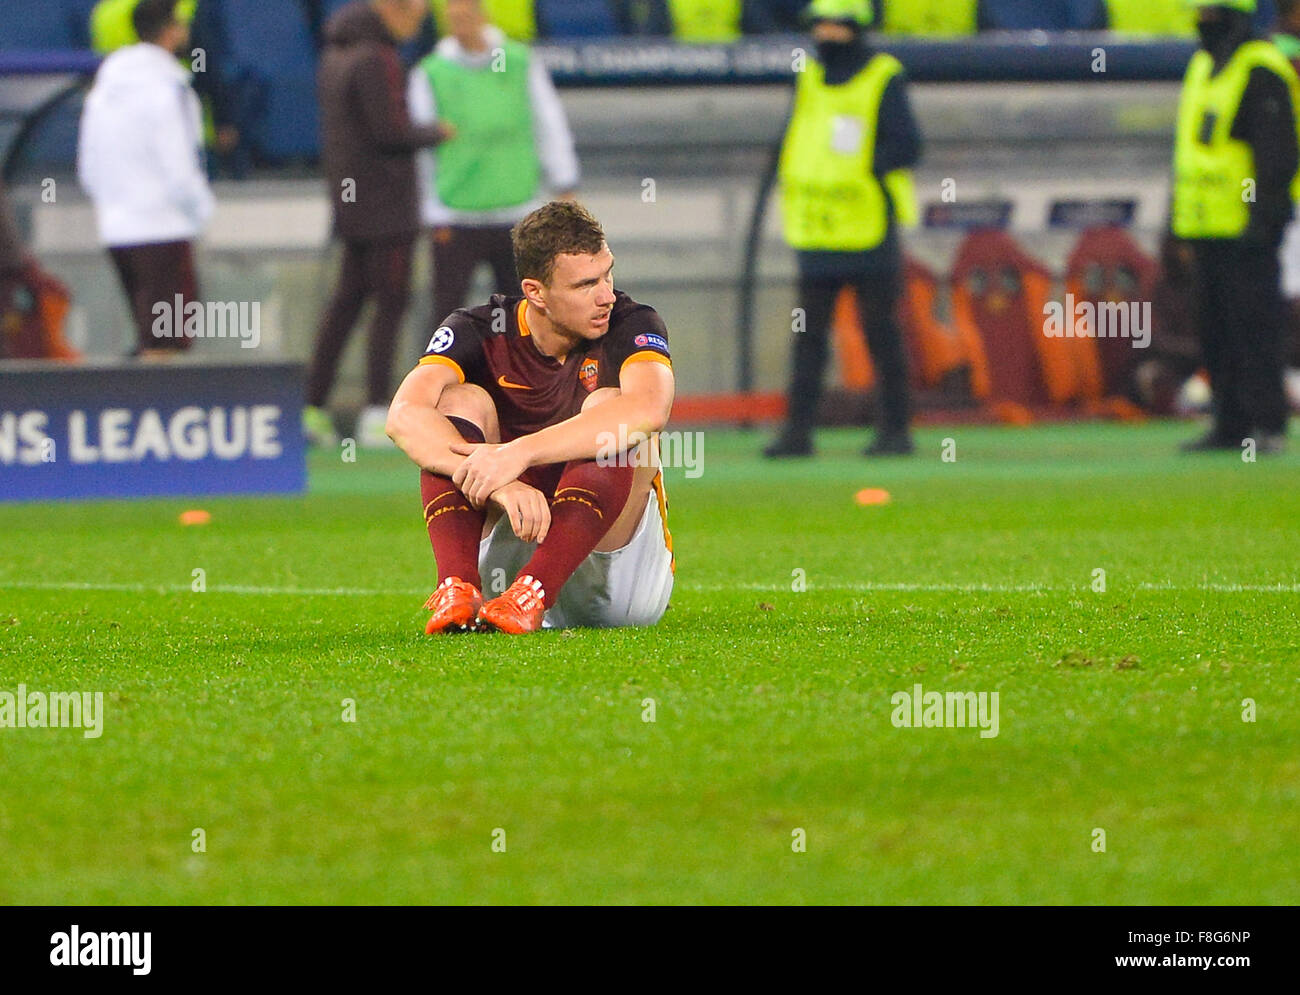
[408,0,579,335]
[77,0,214,359]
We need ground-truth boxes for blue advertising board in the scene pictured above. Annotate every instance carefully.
[0,360,306,501]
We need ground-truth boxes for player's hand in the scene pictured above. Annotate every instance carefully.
[450,441,530,508]
[488,481,551,544]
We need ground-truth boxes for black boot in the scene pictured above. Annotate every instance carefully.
[1254,431,1288,456]
[763,426,814,458]
[864,431,915,457]
[1179,429,1241,453]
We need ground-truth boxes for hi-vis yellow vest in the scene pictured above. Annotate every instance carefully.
[90,0,197,54]
[668,0,742,43]
[1106,0,1195,37]
[881,0,978,36]
[780,54,917,251]
[1172,41,1300,239]
[431,0,536,42]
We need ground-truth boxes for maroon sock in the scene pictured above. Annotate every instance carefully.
[520,459,634,608]
[422,417,486,588]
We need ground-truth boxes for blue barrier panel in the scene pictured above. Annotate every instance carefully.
[0,361,306,502]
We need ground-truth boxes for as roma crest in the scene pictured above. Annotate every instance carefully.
[580,357,600,392]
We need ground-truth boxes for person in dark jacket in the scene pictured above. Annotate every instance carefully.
[306,0,453,447]
[764,0,923,458]
[1171,0,1299,455]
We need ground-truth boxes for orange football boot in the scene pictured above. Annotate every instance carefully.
[423,577,483,634]
[476,575,547,634]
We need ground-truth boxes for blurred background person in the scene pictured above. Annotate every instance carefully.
[1276,0,1300,407]
[306,0,453,449]
[0,178,27,290]
[617,0,783,39]
[89,0,255,178]
[429,0,536,41]
[77,0,213,360]
[1275,0,1300,55]
[1172,0,1298,455]
[0,176,80,361]
[765,0,922,458]
[408,0,579,334]
[89,0,192,52]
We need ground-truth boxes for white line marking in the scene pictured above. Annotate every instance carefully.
[0,580,1295,596]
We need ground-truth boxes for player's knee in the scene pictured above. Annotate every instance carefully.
[581,386,621,412]
[437,382,500,442]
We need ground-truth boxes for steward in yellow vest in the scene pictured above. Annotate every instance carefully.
[766,0,922,459]
[430,0,535,42]
[1105,0,1196,36]
[90,0,196,54]
[668,0,742,41]
[1172,0,1298,453]
[880,0,978,36]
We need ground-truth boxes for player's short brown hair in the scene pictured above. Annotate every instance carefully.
[512,201,606,287]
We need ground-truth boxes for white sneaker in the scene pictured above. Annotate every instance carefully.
[357,405,393,449]
[1174,372,1212,416]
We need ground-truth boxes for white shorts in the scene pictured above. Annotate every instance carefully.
[477,478,675,630]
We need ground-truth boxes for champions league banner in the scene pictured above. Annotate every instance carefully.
[0,361,306,501]
[531,36,1197,86]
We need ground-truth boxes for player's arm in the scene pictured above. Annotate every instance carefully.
[388,363,552,542]
[519,358,674,466]
[451,358,674,507]
[386,362,473,478]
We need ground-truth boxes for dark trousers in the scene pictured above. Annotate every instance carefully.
[430,224,517,327]
[109,240,198,355]
[307,236,414,408]
[1192,240,1289,437]
[783,265,911,436]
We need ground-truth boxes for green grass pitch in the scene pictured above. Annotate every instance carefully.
[1,421,1297,905]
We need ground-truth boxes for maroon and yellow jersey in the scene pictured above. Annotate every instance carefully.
[416,291,672,442]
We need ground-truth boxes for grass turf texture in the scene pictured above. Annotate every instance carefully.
[1,420,1297,905]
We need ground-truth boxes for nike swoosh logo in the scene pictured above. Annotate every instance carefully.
[497,375,533,391]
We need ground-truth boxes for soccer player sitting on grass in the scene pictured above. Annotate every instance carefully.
[386,201,676,634]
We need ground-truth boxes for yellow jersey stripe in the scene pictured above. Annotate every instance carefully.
[417,355,465,382]
[621,351,673,374]
[651,468,675,574]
